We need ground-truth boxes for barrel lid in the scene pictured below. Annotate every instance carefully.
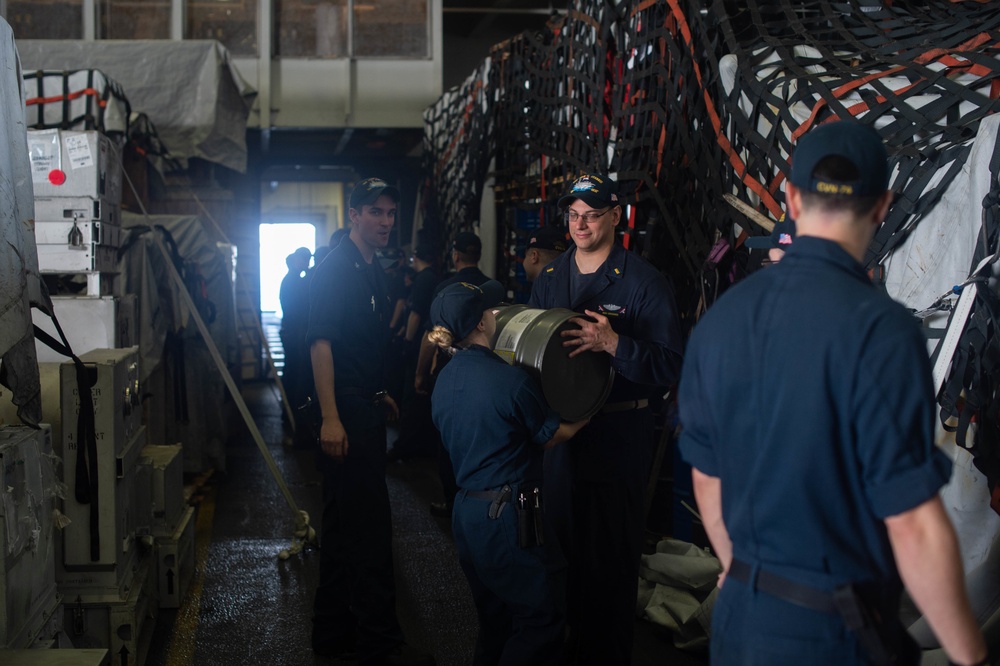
[491,305,613,422]
[537,320,613,421]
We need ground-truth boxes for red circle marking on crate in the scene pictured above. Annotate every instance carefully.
[48,169,66,185]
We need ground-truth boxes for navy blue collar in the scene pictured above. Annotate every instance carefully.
[337,236,375,270]
[782,236,870,283]
[460,343,504,360]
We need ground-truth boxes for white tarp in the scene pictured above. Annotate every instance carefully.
[0,17,47,426]
[16,40,256,173]
[883,115,1000,313]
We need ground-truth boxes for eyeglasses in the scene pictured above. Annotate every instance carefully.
[564,208,611,224]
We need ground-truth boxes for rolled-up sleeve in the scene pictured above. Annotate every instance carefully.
[305,261,345,347]
[612,272,684,387]
[514,374,561,446]
[677,334,720,477]
[854,314,952,519]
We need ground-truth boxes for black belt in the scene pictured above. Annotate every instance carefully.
[461,485,513,519]
[464,489,505,500]
[728,559,837,614]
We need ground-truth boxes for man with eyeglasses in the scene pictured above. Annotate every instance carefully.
[528,172,684,666]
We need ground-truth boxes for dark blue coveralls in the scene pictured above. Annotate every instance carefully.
[527,242,683,665]
[678,237,952,665]
[429,265,492,501]
[431,345,564,666]
[306,237,405,664]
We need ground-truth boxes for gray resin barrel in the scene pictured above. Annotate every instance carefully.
[490,305,613,422]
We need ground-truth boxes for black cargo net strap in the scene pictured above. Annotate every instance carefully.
[422,0,1000,321]
[31,317,102,562]
[23,69,131,135]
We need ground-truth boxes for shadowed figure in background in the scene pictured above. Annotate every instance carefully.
[280,246,312,427]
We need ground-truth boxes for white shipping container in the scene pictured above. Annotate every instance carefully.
[56,426,145,589]
[0,648,109,665]
[154,506,195,609]
[34,220,122,248]
[33,297,122,363]
[36,243,117,274]
[34,196,120,228]
[0,426,60,649]
[63,557,156,666]
[57,349,143,573]
[141,445,185,536]
[27,130,122,205]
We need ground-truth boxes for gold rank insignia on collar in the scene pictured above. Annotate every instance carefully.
[613,267,621,275]
[545,267,555,273]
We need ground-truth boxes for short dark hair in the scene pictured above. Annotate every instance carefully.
[799,155,882,217]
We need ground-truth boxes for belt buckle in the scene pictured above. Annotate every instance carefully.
[372,390,387,406]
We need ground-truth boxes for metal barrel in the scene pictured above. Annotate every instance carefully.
[490,305,613,422]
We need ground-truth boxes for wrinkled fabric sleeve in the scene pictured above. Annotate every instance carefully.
[854,311,951,519]
[514,373,561,446]
[612,271,684,387]
[305,260,347,347]
[677,334,720,477]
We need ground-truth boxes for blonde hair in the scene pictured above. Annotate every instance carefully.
[428,325,455,350]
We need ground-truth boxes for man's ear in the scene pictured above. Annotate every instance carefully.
[785,183,803,222]
[525,248,537,265]
[873,190,893,226]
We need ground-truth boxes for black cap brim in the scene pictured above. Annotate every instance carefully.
[558,192,613,209]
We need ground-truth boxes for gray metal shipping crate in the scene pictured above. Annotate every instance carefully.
[63,557,156,666]
[154,506,195,609]
[140,445,185,536]
[0,426,60,649]
[56,427,145,595]
[28,130,123,205]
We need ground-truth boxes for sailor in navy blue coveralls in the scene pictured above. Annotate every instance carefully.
[679,122,986,666]
[429,280,588,666]
[528,174,683,665]
[307,178,434,666]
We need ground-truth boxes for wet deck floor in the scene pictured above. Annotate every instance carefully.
[146,382,709,666]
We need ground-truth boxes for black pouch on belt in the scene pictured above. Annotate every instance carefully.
[833,584,919,666]
[516,491,533,547]
[488,485,512,520]
[516,486,545,548]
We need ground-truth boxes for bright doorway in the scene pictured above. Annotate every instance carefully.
[259,223,317,318]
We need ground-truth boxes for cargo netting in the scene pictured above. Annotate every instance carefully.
[23,69,131,136]
[421,0,1000,317]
